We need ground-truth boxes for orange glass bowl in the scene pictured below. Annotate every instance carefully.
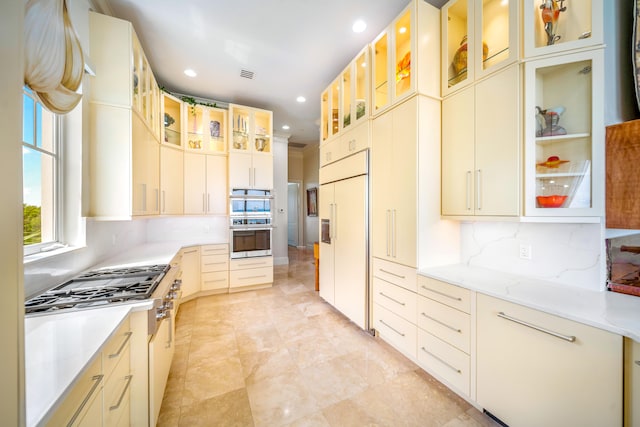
[536,195,568,208]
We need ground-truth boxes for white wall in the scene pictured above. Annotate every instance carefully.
[272,136,290,264]
[302,144,320,248]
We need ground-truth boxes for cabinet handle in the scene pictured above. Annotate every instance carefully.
[253,168,256,187]
[420,347,461,373]
[421,312,461,333]
[379,292,406,306]
[166,313,173,349]
[109,375,133,411]
[183,249,198,254]
[421,285,462,301]
[379,268,406,279]
[386,210,391,257]
[205,279,226,283]
[379,319,405,337]
[207,193,211,212]
[142,183,147,211]
[466,171,472,211]
[476,169,482,211]
[202,193,206,213]
[68,374,103,426]
[204,262,227,266]
[497,312,576,343]
[237,261,266,267]
[162,190,166,213]
[334,203,338,240]
[392,209,397,258]
[156,188,160,211]
[108,331,133,359]
[239,274,267,280]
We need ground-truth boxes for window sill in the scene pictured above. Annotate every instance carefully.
[24,244,85,265]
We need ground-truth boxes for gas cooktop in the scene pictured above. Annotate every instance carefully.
[25,264,169,314]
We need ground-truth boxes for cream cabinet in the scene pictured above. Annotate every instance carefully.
[416,277,472,398]
[523,0,603,59]
[320,45,369,143]
[180,246,201,300]
[161,92,183,147]
[372,97,418,268]
[201,244,229,292]
[523,49,604,217]
[228,104,273,190]
[89,12,160,219]
[184,153,227,215]
[160,145,184,215]
[477,293,622,427]
[102,318,133,427]
[319,120,370,167]
[442,0,518,96]
[625,338,640,427]
[185,103,227,153]
[229,257,273,290]
[371,0,440,115]
[441,64,520,217]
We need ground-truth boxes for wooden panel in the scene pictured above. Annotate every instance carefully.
[606,119,640,229]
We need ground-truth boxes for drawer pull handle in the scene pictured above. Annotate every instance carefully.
[108,331,133,359]
[68,374,103,426]
[421,285,462,301]
[205,262,227,266]
[421,312,461,333]
[379,319,405,337]
[238,262,267,267]
[239,274,267,280]
[379,292,406,306]
[109,375,133,411]
[420,347,461,374]
[497,312,576,343]
[379,268,405,279]
[205,279,226,283]
[183,249,198,254]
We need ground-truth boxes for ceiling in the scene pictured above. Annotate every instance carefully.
[100,0,446,146]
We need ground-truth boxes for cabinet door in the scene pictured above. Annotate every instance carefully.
[205,155,227,214]
[477,294,622,427]
[333,175,368,329]
[371,109,393,260]
[474,64,520,216]
[442,0,473,95]
[626,338,640,427]
[132,115,147,215]
[145,134,160,215]
[228,152,252,189]
[180,247,201,299]
[442,86,475,216]
[160,146,183,215]
[318,183,335,304]
[391,98,417,267]
[474,0,519,80]
[183,153,206,214]
[252,154,273,190]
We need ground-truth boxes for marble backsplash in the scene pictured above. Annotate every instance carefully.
[460,221,604,291]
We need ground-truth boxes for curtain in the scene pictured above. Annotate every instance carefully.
[24,0,84,114]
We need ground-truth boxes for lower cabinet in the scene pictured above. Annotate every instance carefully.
[201,244,229,292]
[477,293,623,427]
[626,337,640,427]
[229,256,273,290]
[180,246,201,300]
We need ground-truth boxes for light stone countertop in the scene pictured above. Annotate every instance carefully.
[419,264,640,342]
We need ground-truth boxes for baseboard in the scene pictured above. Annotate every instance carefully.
[274,256,289,265]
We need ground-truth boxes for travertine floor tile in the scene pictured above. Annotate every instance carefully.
[178,388,254,427]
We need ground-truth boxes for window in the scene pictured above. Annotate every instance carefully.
[22,87,59,254]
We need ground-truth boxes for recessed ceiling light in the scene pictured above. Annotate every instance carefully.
[296,96,306,103]
[282,125,290,130]
[352,19,366,33]
[184,69,197,77]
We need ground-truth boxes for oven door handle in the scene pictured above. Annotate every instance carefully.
[230,226,273,231]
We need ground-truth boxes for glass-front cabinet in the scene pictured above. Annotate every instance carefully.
[161,93,182,147]
[185,103,227,153]
[524,49,604,217]
[523,0,603,59]
[229,104,272,155]
[442,0,518,96]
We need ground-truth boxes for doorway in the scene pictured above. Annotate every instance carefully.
[287,181,302,247]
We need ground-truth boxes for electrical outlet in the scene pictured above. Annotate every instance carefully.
[519,244,532,260]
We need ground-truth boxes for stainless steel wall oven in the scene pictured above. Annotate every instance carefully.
[229,189,273,259]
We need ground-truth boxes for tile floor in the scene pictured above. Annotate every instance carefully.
[157,247,500,427]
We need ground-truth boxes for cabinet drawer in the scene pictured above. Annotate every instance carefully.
[230,256,273,271]
[104,348,131,427]
[343,121,370,155]
[201,244,228,255]
[417,276,471,313]
[202,271,229,290]
[373,277,416,324]
[102,317,131,380]
[373,257,417,292]
[417,328,470,396]
[417,295,470,354]
[229,266,273,288]
[374,303,417,360]
[201,253,228,272]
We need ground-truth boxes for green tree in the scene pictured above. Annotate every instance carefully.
[23,203,41,245]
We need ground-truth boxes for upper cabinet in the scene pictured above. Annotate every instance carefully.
[442,0,518,96]
[372,0,440,114]
[523,49,604,217]
[131,33,160,137]
[320,45,370,144]
[184,103,227,154]
[523,0,603,59]
[161,93,183,148]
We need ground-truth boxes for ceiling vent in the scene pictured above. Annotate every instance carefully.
[240,69,255,79]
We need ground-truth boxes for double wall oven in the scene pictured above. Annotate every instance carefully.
[229,189,273,259]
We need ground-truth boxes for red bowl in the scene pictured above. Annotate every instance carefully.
[536,195,568,208]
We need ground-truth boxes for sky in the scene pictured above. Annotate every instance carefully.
[22,92,42,207]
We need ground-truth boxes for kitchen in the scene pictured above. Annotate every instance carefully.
[4,0,640,426]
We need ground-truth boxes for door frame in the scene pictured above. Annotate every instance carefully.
[288,180,305,248]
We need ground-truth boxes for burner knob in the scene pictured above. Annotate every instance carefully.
[156,309,167,321]
[162,300,174,310]
[171,279,182,291]
[167,291,179,300]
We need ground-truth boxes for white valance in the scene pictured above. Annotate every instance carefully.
[24,0,84,114]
